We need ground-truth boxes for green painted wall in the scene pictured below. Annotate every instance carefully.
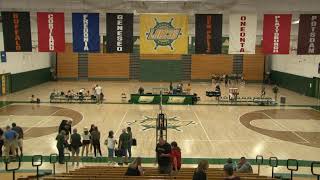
[140,60,182,81]
[11,68,51,92]
[270,70,314,97]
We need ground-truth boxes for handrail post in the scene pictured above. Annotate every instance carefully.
[32,155,43,180]
[5,156,21,180]
[269,157,278,178]
[287,159,299,180]
[50,153,58,175]
[311,162,320,180]
[64,153,70,173]
[256,155,264,175]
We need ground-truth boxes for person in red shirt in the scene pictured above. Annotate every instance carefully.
[170,141,181,171]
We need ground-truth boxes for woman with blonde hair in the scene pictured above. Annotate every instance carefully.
[192,160,209,180]
[125,157,144,176]
[81,127,90,157]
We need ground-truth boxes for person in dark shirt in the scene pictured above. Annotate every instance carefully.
[127,127,133,159]
[89,124,95,153]
[0,128,3,157]
[193,160,209,180]
[70,128,81,166]
[58,120,68,133]
[91,126,102,157]
[11,123,24,157]
[125,157,144,176]
[56,131,66,164]
[138,87,144,95]
[225,74,229,87]
[156,137,172,174]
[224,162,240,180]
[118,129,130,165]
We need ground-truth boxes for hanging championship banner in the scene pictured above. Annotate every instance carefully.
[297,14,320,55]
[37,12,65,52]
[195,14,222,54]
[140,14,188,54]
[72,13,100,52]
[1,11,32,52]
[263,14,292,54]
[229,14,257,54]
[106,13,133,53]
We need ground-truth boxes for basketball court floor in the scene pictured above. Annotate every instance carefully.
[0,82,319,178]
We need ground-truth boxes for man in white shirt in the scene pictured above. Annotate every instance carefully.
[95,85,102,104]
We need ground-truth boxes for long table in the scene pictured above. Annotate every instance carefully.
[130,94,195,105]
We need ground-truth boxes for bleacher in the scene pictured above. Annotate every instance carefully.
[43,166,275,180]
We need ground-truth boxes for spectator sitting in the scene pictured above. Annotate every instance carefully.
[125,157,144,176]
[169,82,173,92]
[192,160,209,180]
[30,95,36,103]
[67,90,72,101]
[85,90,90,97]
[138,87,144,95]
[186,83,191,95]
[215,84,221,92]
[79,88,85,95]
[224,158,235,171]
[224,162,240,180]
[236,157,253,173]
[170,141,181,172]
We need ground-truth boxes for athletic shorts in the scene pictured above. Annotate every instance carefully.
[82,140,90,145]
[17,139,23,148]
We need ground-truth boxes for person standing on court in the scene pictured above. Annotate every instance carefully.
[89,124,95,153]
[105,130,117,163]
[170,141,181,172]
[95,84,102,104]
[4,126,18,159]
[56,130,66,164]
[11,123,24,157]
[91,126,102,157]
[81,127,90,157]
[118,128,130,165]
[127,127,133,159]
[70,128,81,166]
[155,137,172,174]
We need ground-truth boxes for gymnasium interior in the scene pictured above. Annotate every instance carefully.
[0,0,320,179]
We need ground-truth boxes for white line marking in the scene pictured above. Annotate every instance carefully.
[192,109,216,152]
[24,109,65,134]
[260,112,310,143]
[114,110,128,136]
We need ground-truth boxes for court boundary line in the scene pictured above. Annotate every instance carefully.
[23,109,65,134]
[260,112,310,144]
[114,110,128,136]
[192,109,216,153]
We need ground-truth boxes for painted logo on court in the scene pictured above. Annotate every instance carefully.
[146,18,182,50]
[126,115,196,132]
